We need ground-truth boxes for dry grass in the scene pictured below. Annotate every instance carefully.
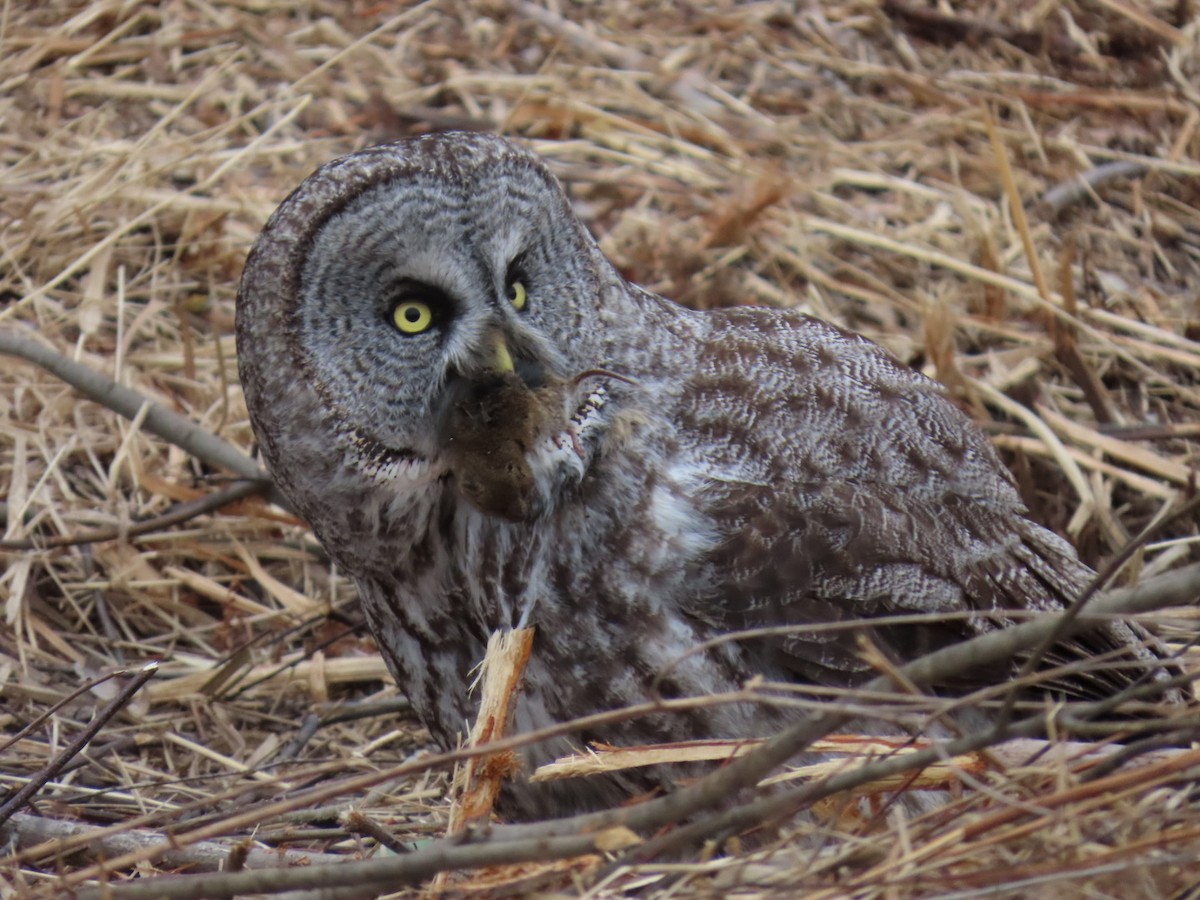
[2,1,1200,897]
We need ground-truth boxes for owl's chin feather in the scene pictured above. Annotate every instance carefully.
[343,428,436,486]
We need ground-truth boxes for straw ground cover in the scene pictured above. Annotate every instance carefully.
[2,1,1199,896]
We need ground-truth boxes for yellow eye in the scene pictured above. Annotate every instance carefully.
[392,300,433,334]
[507,280,527,311]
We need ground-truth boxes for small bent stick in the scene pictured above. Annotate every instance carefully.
[0,329,292,512]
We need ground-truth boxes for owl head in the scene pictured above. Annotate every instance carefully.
[236,134,642,526]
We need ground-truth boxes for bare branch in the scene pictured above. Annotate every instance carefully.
[0,663,159,827]
[0,812,341,873]
[1041,161,1150,218]
[0,329,291,512]
[0,478,269,550]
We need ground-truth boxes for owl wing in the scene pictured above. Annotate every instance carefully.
[694,477,1145,697]
[681,309,1163,700]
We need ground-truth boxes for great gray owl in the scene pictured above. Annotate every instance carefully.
[236,133,1172,817]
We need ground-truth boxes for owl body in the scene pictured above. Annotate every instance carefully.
[237,134,1168,816]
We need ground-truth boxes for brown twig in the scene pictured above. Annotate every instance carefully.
[1040,160,1150,219]
[0,811,341,873]
[0,329,292,512]
[0,662,159,828]
[611,667,1200,870]
[995,493,1200,729]
[0,478,269,550]
[5,760,356,869]
[343,809,414,855]
[0,669,139,757]
[1053,237,1116,424]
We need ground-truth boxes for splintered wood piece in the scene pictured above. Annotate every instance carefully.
[531,735,970,782]
[531,735,1187,797]
[531,738,766,781]
[445,627,536,834]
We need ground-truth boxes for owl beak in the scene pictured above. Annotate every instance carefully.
[483,331,547,388]
[488,331,515,375]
